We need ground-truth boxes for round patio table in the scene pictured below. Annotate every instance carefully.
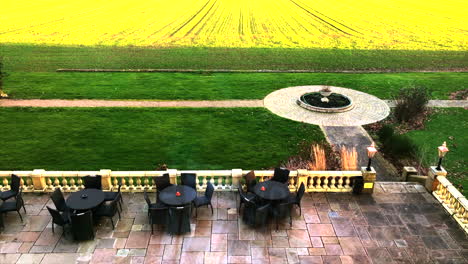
[254,180,290,201]
[159,185,197,206]
[66,189,105,211]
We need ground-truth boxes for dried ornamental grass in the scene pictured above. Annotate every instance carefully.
[340,146,358,171]
[308,144,327,171]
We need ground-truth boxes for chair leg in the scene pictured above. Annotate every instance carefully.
[119,201,123,211]
[17,211,23,222]
[117,210,121,219]
[298,204,302,216]
[110,217,115,230]
[209,203,213,215]
[52,223,55,233]
[195,207,198,218]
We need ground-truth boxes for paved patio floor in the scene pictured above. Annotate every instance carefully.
[0,182,467,264]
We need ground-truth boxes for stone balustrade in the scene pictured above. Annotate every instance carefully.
[433,175,468,233]
[0,168,374,193]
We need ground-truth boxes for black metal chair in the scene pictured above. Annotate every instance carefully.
[193,182,214,217]
[47,206,70,234]
[255,203,271,228]
[83,175,102,190]
[0,190,26,222]
[181,173,197,190]
[154,174,173,198]
[167,205,191,235]
[241,198,254,225]
[271,168,290,184]
[244,171,257,193]
[51,188,68,212]
[272,202,292,230]
[149,207,169,234]
[144,190,166,216]
[70,210,94,241]
[104,184,123,211]
[287,182,305,216]
[238,187,256,213]
[94,198,120,229]
[0,174,20,201]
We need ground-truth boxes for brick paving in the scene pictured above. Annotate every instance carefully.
[264,86,391,126]
[0,182,467,264]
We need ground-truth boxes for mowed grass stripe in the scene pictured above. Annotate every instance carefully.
[4,72,466,100]
[0,107,324,170]
[2,45,467,72]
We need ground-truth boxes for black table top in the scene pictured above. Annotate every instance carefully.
[254,180,290,201]
[159,185,197,206]
[66,189,105,211]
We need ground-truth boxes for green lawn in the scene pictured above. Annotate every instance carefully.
[4,72,466,100]
[2,44,467,72]
[0,107,324,170]
[406,108,467,195]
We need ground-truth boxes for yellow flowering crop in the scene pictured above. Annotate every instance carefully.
[0,0,466,50]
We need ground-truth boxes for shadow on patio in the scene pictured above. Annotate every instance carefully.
[0,182,466,264]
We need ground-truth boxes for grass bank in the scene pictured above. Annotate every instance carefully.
[0,107,324,170]
[4,72,466,100]
[1,44,467,72]
[406,108,467,195]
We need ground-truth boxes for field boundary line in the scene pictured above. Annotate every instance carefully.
[0,99,466,108]
[56,69,468,73]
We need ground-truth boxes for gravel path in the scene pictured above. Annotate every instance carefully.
[0,98,465,109]
[0,99,264,108]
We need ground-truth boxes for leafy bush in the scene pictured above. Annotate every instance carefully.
[394,86,429,123]
[377,125,394,143]
[385,134,418,158]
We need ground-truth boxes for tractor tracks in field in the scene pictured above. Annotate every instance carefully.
[169,0,218,37]
[289,0,362,36]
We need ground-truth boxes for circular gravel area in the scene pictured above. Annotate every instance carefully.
[264,86,390,126]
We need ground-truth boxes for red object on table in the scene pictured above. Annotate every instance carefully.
[175,191,181,196]
[261,186,266,191]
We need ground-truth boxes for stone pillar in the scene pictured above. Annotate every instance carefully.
[231,169,243,190]
[361,167,376,194]
[167,169,178,185]
[32,169,46,192]
[100,169,112,191]
[297,169,309,191]
[402,166,418,181]
[426,166,447,192]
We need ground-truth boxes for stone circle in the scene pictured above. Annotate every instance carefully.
[264,86,390,126]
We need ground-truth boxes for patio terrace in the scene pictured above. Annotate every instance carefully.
[0,182,467,264]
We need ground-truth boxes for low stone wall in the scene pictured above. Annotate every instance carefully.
[0,168,377,194]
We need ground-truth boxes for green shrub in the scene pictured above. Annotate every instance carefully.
[386,134,418,158]
[394,86,429,123]
[377,125,394,143]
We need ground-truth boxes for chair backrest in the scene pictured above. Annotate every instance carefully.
[154,173,172,191]
[149,207,169,225]
[255,203,271,226]
[181,173,197,190]
[10,174,20,193]
[83,175,102,190]
[107,198,119,215]
[274,202,292,218]
[296,182,305,203]
[205,182,214,201]
[47,206,67,225]
[144,190,152,207]
[271,168,290,184]
[168,205,191,234]
[70,210,94,240]
[15,190,24,210]
[51,188,67,212]
[244,171,257,193]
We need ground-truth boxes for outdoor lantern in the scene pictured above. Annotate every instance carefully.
[366,143,377,171]
[436,141,449,171]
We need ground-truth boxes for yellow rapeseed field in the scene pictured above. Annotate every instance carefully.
[0,0,466,50]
